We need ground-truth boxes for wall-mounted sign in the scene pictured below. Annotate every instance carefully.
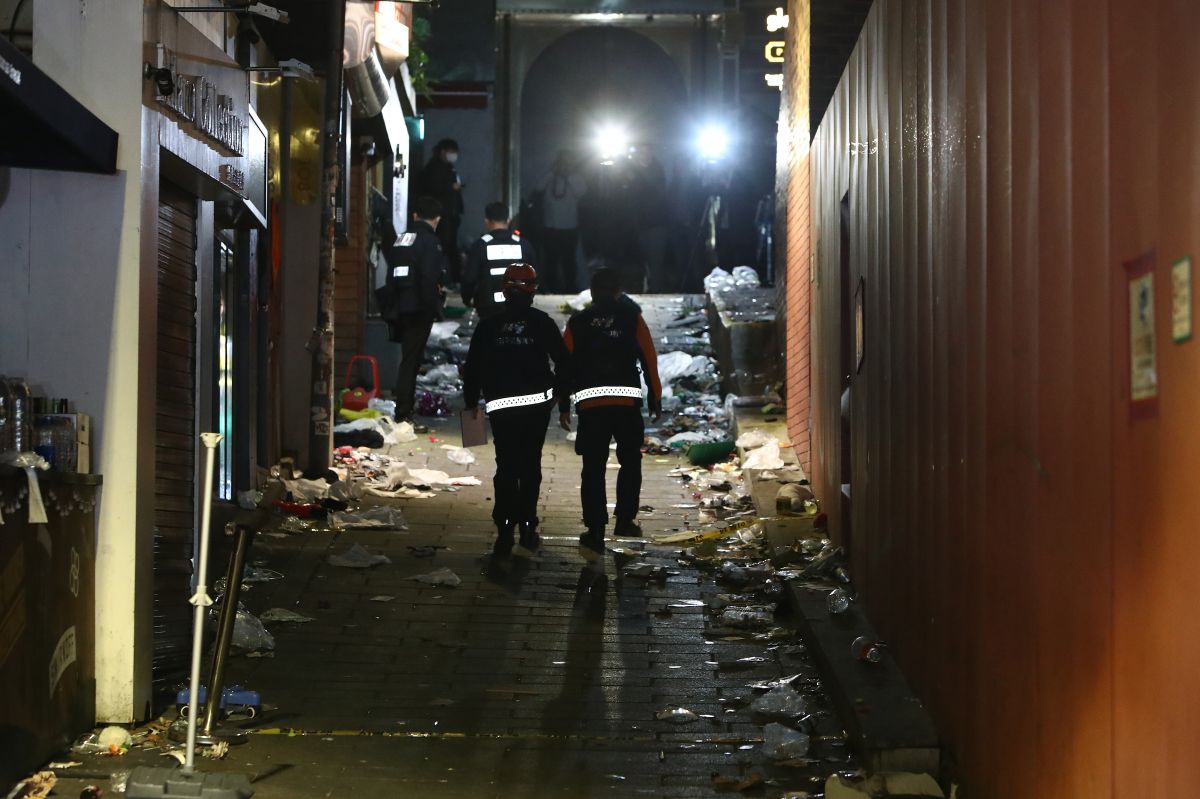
[763,9,786,88]
[1125,251,1158,417]
[1172,256,1192,343]
[151,43,244,156]
[767,6,789,32]
[765,41,785,63]
[764,73,783,89]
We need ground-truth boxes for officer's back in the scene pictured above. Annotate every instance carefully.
[463,201,537,319]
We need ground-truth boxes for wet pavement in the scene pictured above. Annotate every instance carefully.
[45,296,852,798]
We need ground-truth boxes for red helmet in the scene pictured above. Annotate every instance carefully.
[502,262,538,294]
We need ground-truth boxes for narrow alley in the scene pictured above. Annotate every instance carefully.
[46,296,853,798]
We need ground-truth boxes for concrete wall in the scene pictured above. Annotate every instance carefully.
[0,0,151,720]
[791,0,1200,795]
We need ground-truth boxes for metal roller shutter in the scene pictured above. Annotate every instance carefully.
[153,183,198,697]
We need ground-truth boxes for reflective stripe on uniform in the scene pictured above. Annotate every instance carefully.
[481,233,494,243]
[489,266,507,276]
[493,291,506,303]
[485,388,554,413]
[486,243,523,260]
[569,386,644,403]
[392,266,410,278]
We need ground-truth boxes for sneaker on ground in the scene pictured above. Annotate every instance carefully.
[492,524,515,559]
[515,523,542,556]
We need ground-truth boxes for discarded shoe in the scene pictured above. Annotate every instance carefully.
[613,518,643,538]
[578,530,605,562]
[515,521,542,555]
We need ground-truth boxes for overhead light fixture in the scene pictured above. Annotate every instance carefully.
[247,59,315,81]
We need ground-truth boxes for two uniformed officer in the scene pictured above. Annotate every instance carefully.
[560,268,662,560]
[463,264,570,559]
[375,195,446,424]
[461,202,537,319]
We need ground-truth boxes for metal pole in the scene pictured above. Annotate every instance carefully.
[198,524,254,737]
[184,433,223,773]
[305,0,347,476]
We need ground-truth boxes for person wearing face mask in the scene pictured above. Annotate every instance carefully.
[462,264,571,559]
[417,138,466,284]
[461,201,537,319]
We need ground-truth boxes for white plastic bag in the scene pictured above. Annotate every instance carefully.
[441,445,476,465]
[232,609,275,653]
[409,567,461,587]
[566,289,592,311]
[368,397,397,417]
[735,430,775,450]
[742,440,785,470]
[330,506,407,530]
[328,543,391,568]
[750,685,808,719]
[731,265,762,288]
[703,267,734,293]
[427,321,461,342]
[761,723,810,760]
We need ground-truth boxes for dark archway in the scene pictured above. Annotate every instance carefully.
[519,26,688,195]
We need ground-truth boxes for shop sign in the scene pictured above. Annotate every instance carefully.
[219,164,246,193]
[152,43,245,156]
[1125,251,1158,416]
[763,7,787,89]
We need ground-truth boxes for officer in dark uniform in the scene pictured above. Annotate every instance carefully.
[375,195,445,424]
[560,267,662,560]
[463,263,570,558]
[461,201,537,319]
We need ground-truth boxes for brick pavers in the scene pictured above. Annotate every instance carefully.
[51,297,853,798]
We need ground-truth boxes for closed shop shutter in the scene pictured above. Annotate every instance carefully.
[154,183,197,696]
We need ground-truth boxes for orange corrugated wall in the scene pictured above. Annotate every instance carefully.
[785,0,1200,795]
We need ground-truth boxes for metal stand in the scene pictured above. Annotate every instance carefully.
[128,433,256,799]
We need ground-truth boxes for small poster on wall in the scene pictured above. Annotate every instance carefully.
[1172,256,1192,343]
[1125,251,1158,416]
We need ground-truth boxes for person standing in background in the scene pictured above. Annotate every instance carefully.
[461,201,538,319]
[417,138,465,285]
[629,144,670,292]
[539,149,586,293]
[375,196,445,429]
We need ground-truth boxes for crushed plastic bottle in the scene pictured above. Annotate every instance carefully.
[826,588,852,614]
[851,635,884,663]
[656,707,699,724]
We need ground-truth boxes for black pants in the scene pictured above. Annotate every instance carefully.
[438,215,462,283]
[489,403,552,526]
[541,227,578,293]
[392,316,432,419]
[576,405,644,531]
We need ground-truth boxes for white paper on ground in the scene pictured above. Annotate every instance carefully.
[441,445,476,464]
[404,468,481,487]
[330,506,408,530]
[735,430,776,450]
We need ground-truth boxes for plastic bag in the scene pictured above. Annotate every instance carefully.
[260,607,315,623]
[418,364,462,384]
[442,445,476,465]
[719,605,776,629]
[731,265,762,288]
[761,723,810,760]
[703,267,735,293]
[750,685,808,719]
[328,543,391,568]
[368,397,397,417]
[735,430,775,450]
[232,609,275,653]
[743,440,785,470]
[427,321,461,342]
[409,567,461,587]
[566,289,592,311]
[330,505,407,530]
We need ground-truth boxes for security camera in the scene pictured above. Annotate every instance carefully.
[144,64,176,97]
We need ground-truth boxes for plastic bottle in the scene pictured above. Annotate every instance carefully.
[851,635,884,663]
[826,588,852,614]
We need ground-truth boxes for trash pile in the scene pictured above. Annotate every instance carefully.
[704,266,777,324]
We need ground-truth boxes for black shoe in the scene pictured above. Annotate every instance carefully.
[492,523,515,559]
[578,529,605,562]
[515,522,541,555]
[613,518,642,537]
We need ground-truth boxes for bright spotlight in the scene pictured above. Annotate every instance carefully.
[696,123,731,161]
[594,122,631,165]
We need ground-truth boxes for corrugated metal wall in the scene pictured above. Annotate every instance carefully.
[799,0,1200,794]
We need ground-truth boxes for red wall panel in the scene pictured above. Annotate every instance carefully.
[789,0,1200,793]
